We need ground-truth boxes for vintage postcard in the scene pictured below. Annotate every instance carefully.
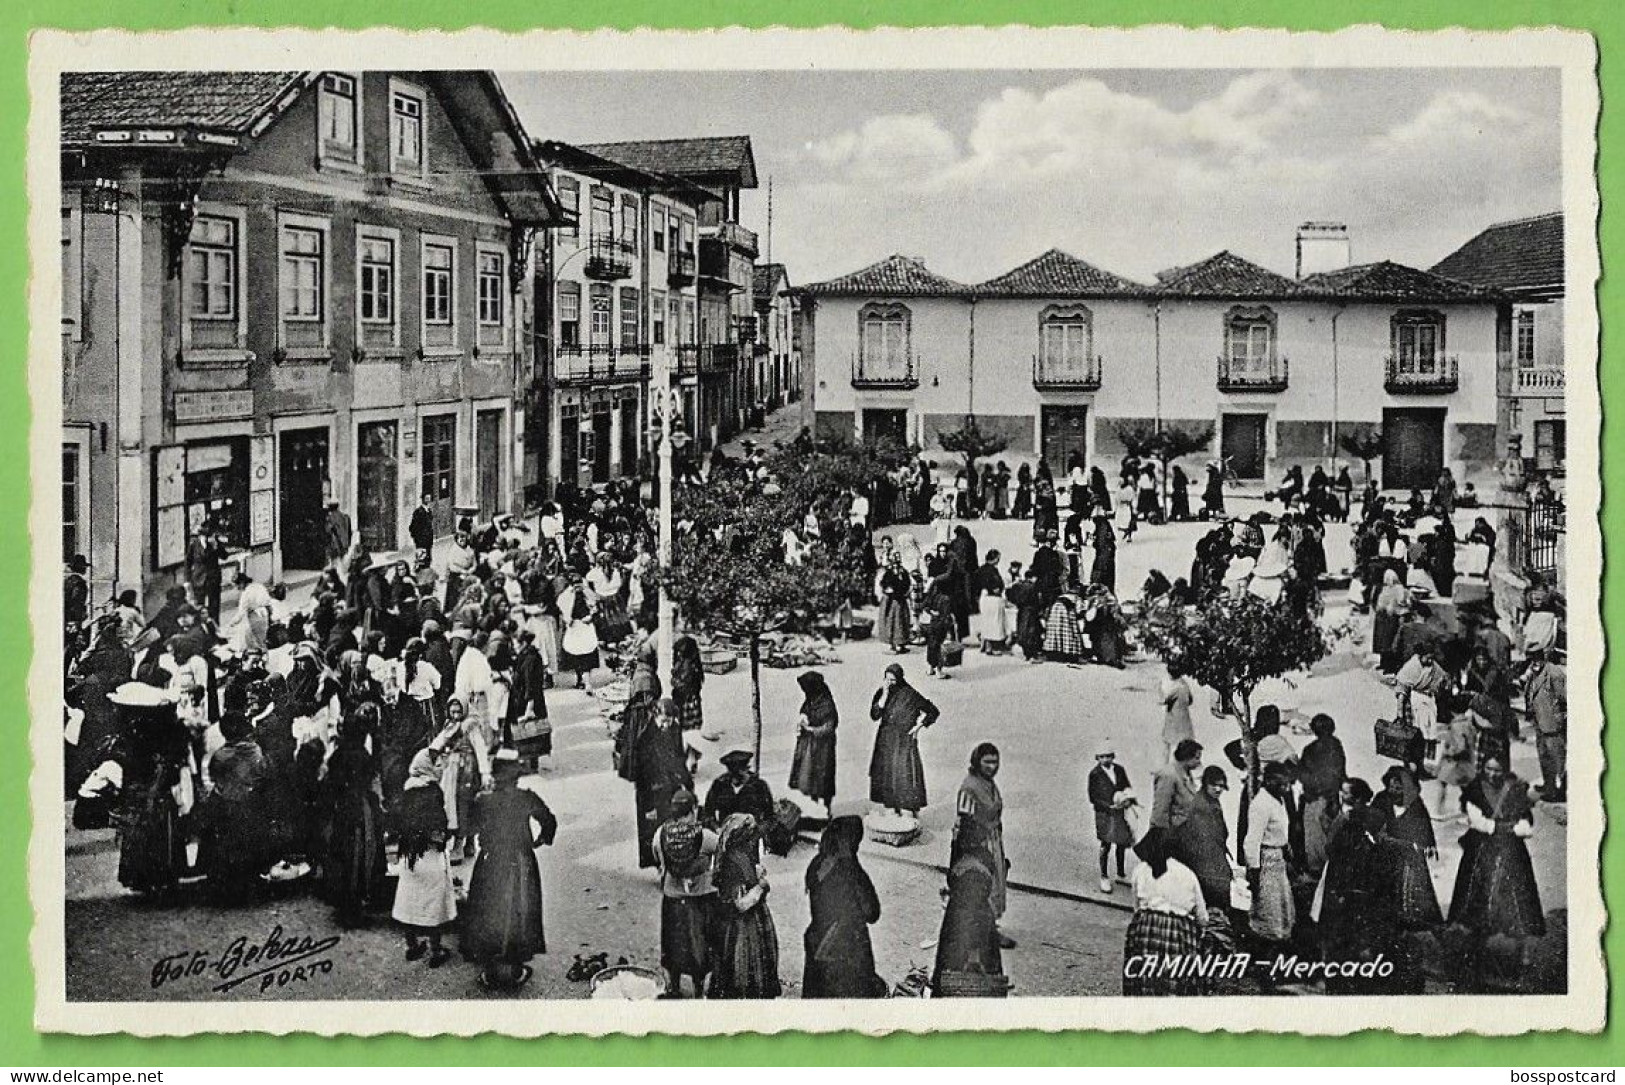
[28,25,1603,1036]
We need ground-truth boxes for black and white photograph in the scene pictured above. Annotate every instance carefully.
[31,26,1602,1035]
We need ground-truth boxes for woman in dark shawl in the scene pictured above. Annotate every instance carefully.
[1315,782,1419,994]
[197,710,269,903]
[462,749,558,990]
[1169,464,1191,522]
[932,815,1007,996]
[1448,758,1545,941]
[70,618,133,793]
[877,552,914,654]
[112,700,191,897]
[789,671,838,813]
[868,663,940,815]
[391,739,457,967]
[1006,569,1045,662]
[957,743,1011,941]
[1032,462,1058,542]
[616,648,687,869]
[1371,766,1443,929]
[1012,463,1033,521]
[1089,514,1117,594]
[709,813,782,999]
[1172,765,1235,908]
[1202,462,1226,519]
[671,634,706,733]
[1089,465,1112,513]
[803,816,886,998]
[323,704,387,927]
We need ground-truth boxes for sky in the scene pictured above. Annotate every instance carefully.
[500,68,1562,286]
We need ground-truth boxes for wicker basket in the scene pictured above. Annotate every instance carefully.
[848,617,874,641]
[934,970,1012,998]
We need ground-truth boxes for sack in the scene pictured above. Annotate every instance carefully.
[762,797,802,856]
[1374,715,1423,762]
[658,819,707,880]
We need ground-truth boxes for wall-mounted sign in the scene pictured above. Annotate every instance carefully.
[174,389,253,424]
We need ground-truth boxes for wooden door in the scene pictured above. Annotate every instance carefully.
[591,408,613,484]
[476,409,503,520]
[356,421,399,553]
[278,427,329,570]
[420,414,457,537]
[1382,408,1445,491]
[1040,405,1089,473]
[862,408,908,446]
[1222,413,1267,480]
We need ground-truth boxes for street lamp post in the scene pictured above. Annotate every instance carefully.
[655,346,677,694]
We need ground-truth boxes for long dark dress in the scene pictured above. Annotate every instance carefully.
[789,679,838,804]
[709,831,782,999]
[868,679,940,812]
[627,710,691,869]
[1007,580,1045,660]
[507,644,551,759]
[1448,776,1545,939]
[461,784,557,964]
[1318,813,1415,993]
[323,740,387,922]
[932,851,1005,994]
[1090,521,1117,593]
[113,707,190,896]
[72,642,132,792]
[802,822,885,998]
[198,740,270,901]
[1171,792,1233,906]
[1371,793,1443,928]
[382,689,439,817]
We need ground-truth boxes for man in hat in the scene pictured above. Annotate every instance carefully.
[409,491,437,555]
[1087,751,1134,893]
[324,499,353,576]
[460,747,557,991]
[702,749,775,829]
[185,526,224,624]
[1524,649,1567,803]
[64,555,90,631]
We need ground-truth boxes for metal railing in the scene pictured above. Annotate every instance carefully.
[851,352,919,389]
[1033,353,1103,390]
[585,233,634,281]
[1384,354,1460,394]
[667,250,696,284]
[553,344,644,385]
[1216,354,1289,392]
[1505,498,1565,581]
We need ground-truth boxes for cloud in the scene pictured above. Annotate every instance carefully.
[1378,89,1534,148]
[804,113,959,184]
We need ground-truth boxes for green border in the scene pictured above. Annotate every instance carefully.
[2,0,1613,1065]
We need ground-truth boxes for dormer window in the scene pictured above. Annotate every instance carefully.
[318,73,359,165]
[390,83,425,175]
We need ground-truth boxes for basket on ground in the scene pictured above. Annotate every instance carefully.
[588,964,667,1000]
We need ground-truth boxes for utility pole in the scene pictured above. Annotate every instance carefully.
[656,336,675,694]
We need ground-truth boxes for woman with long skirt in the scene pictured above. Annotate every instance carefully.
[392,739,458,968]
[956,743,1013,946]
[803,816,886,998]
[789,671,838,815]
[672,635,707,734]
[868,663,940,816]
[1123,828,1209,995]
[462,749,558,990]
[323,704,388,927]
[933,816,1006,996]
[876,554,914,654]
[709,813,782,999]
[1448,758,1545,941]
[1371,766,1444,929]
[653,789,718,998]
[1372,569,1410,669]
[197,710,269,904]
[973,550,1010,654]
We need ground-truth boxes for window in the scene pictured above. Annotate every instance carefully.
[669,217,681,258]
[1225,308,1276,375]
[683,299,696,344]
[477,250,504,326]
[680,217,695,256]
[279,219,328,352]
[390,85,424,173]
[557,176,580,238]
[422,242,453,324]
[557,282,580,346]
[188,216,237,319]
[318,73,359,164]
[652,291,666,345]
[1534,419,1566,475]
[357,231,398,349]
[590,189,614,241]
[62,206,80,340]
[62,443,80,558]
[620,287,640,348]
[589,284,612,346]
[420,415,457,506]
[1038,306,1091,372]
[1516,309,1537,366]
[669,295,683,345]
[652,208,666,252]
[859,303,910,374]
[1392,310,1445,374]
[620,195,638,248]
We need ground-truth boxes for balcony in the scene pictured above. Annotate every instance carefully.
[1385,354,1459,395]
[707,220,759,258]
[1216,354,1289,393]
[554,344,645,385]
[1515,366,1565,396]
[701,343,741,374]
[584,233,633,281]
[735,315,758,343]
[851,353,919,390]
[1033,353,1103,391]
[667,250,696,286]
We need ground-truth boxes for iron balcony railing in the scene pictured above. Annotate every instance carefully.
[851,353,919,389]
[1216,354,1290,393]
[667,250,696,285]
[1385,354,1460,394]
[1033,353,1103,390]
[675,344,700,376]
[554,344,644,385]
[585,233,634,281]
[702,343,741,373]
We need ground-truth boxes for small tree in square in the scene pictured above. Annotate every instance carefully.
[1338,425,1385,484]
[1112,422,1215,515]
[937,415,1009,476]
[1136,592,1330,843]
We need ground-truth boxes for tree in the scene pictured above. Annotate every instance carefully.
[1338,425,1385,484]
[1111,422,1215,516]
[1136,592,1331,844]
[937,415,1009,477]
[661,453,868,767]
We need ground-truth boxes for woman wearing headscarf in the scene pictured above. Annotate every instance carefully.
[868,663,940,816]
[1244,760,1296,947]
[1090,513,1118,592]
[322,703,387,928]
[621,674,691,870]
[933,814,1006,996]
[1032,461,1058,542]
[973,550,1009,655]
[789,671,839,815]
[1448,757,1545,945]
[876,552,914,655]
[1315,780,1416,993]
[803,816,886,998]
[652,789,718,998]
[556,574,600,690]
[1012,462,1033,521]
[671,634,707,735]
[1372,765,1443,929]
[1041,588,1085,664]
[1170,464,1192,522]
[196,710,269,904]
[709,813,782,999]
[1172,766,1234,909]
[957,742,1013,946]
[462,749,558,991]
[1123,827,1208,996]
[1202,462,1226,519]
[391,728,459,967]
[1372,569,1410,670]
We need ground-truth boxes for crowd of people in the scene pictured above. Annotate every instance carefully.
[63,422,1568,998]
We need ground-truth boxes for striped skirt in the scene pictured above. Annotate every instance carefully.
[1123,909,1204,996]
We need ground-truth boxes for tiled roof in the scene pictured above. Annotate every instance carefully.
[1300,261,1497,302]
[752,262,789,301]
[1152,250,1303,298]
[804,254,971,297]
[578,136,758,188]
[1431,212,1563,299]
[978,249,1146,296]
[61,71,303,145]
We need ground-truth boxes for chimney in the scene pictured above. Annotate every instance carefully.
[1296,222,1350,278]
